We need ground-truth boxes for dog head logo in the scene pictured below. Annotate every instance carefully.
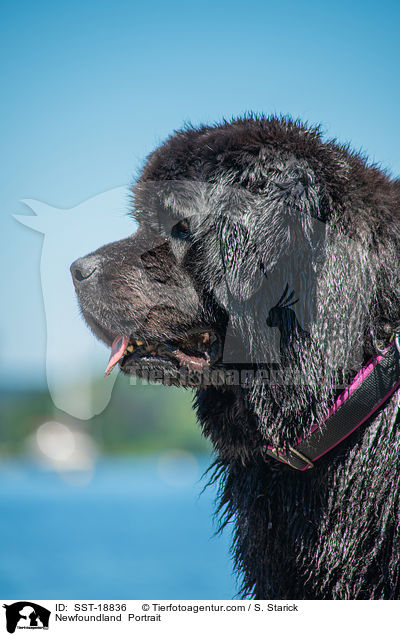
[2,602,50,633]
[14,187,133,419]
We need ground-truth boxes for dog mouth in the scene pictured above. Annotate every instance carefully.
[104,330,222,376]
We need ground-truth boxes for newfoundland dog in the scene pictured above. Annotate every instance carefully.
[71,116,400,599]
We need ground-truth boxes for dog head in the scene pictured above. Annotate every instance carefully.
[71,116,400,438]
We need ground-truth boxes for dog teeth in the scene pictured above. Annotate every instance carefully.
[121,331,219,362]
[124,340,145,355]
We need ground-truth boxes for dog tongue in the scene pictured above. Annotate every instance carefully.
[104,336,129,376]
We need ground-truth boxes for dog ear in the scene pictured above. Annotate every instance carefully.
[218,163,327,304]
[219,212,264,301]
[265,162,327,245]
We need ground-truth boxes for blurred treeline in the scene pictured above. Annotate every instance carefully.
[0,375,211,456]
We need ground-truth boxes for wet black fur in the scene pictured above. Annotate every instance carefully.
[72,116,400,599]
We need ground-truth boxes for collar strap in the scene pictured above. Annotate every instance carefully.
[264,336,400,471]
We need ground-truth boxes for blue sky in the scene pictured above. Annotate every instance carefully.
[1,0,400,388]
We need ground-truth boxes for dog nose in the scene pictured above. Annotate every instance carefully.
[70,255,99,284]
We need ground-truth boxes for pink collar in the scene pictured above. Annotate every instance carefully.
[264,336,400,470]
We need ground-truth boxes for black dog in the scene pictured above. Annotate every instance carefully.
[71,116,400,599]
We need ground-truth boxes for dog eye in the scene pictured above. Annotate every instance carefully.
[171,219,190,240]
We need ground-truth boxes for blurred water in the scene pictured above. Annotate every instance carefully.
[0,456,237,599]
